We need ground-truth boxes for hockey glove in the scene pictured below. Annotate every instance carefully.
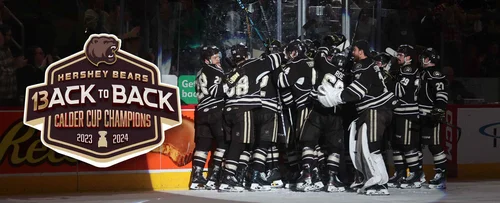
[430,108,446,123]
[317,82,344,107]
[225,68,245,88]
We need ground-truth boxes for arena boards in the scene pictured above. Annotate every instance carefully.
[0,104,498,195]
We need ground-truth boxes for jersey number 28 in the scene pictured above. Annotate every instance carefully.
[227,75,249,97]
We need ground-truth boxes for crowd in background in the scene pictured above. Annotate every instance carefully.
[0,0,498,107]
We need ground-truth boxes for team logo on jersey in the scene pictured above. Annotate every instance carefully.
[433,71,442,77]
[23,34,182,168]
[354,63,362,71]
[403,66,412,73]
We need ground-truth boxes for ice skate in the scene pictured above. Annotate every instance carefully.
[348,171,364,193]
[189,166,207,190]
[218,174,245,192]
[326,171,345,192]
[205,165,221,190]
[365,184,390,196]
[428,169,446,189]
[295,164,313,191]
[387,170,406,188]
[284,170,300,189]
[400,170,424,189]
[266,168,284,188]
[249,169,272,191]
[308,167,325,191]
[236,166,249,188]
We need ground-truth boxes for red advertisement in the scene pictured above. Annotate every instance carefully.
[0,106,196,175]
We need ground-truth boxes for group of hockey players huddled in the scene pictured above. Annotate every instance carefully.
[190,33,448,195]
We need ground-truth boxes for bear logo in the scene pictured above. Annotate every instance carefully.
[84,34,121,67]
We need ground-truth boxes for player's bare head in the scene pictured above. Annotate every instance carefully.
[352,40,370,61]
[200,45,221,65]
[230,43,248,64]
[285,39,306,60]
[419,47,439,68]
[396,44,415,65]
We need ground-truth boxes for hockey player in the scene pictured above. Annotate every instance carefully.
[418,48,448,189]
[191,46,228,190]
[296,35,348,192]
[273,39,316,189]
[317,40,398,195]
[220,43,286,192]
[261,40,286,189]
[389,44,424,189]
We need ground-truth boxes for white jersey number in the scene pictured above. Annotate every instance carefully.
[227,75,249,97]
[259,75,269,97]
[321,73,344,90]
[436,82,445,91]
[196,72,209,101]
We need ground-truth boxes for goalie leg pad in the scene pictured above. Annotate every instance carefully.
[348,119,359,170]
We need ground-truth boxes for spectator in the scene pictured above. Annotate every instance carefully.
[0,27,16,106]
[14,49,43,105]
[84,0,110,37]
[26,46,53,71]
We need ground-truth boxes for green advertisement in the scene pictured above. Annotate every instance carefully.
[178,75,198,104]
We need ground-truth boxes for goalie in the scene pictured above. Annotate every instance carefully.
[316,40,398,195]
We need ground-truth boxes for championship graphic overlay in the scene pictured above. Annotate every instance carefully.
[23,34,182,168]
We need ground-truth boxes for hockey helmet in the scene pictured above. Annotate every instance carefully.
[230,43,249,64]
[285,39,306,59]
[419,47,440,65]
[374,52,393,71]
[304,39,319,58]
[331,52,348,68]
[200,45,220,64]
[396,44,415,58]
[266,39,282,54]
[374,52,392,66]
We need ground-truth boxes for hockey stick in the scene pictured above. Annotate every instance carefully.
[257,0,272,38]
[351,1,377,44]
[385,47,397,57]
[235,0,268,46]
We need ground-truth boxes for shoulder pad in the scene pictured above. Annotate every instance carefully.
[353,62,372,73]
[403,66,413,73]
[353,63,363,71]
[400,65,417,75]
[428,70,445,79]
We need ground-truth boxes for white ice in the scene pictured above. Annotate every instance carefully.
[2,181,500,203]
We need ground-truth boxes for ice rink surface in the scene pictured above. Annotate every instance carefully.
[1,181,500,203]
